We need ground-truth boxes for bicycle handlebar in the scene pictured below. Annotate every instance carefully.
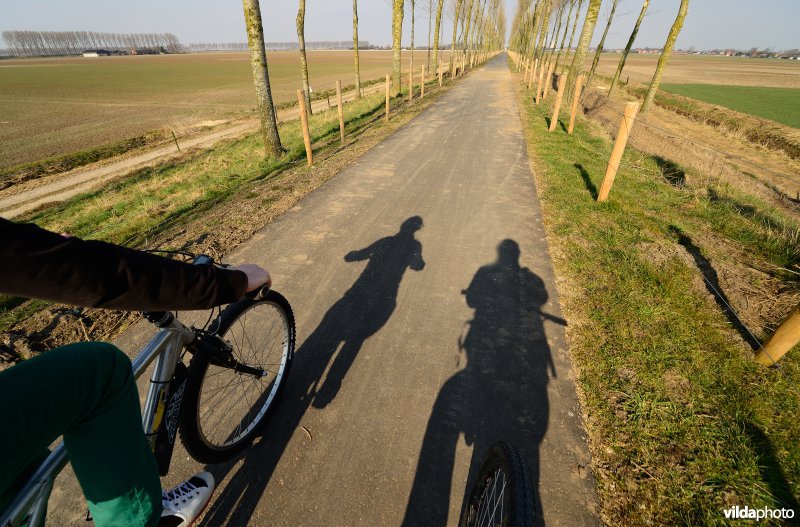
[191,254,270,301]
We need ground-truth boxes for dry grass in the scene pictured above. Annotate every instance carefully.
[580,86,800,210]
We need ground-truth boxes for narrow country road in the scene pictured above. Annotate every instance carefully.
[48,54,598,526]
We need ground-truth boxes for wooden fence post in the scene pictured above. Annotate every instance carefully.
[385,74,390,122]
[421,66,425,98]
[755,305,800,366]
[535,65,545,104]
[568,74,584,135]
[297,89,312,166]
[336,80,345,144]
[409,69,413,102]
[597,101,639,202]
[548,74,567,132]
[543,63,555,100]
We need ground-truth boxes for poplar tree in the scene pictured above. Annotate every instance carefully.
[608,0,648,98]
[296,0,312,115]
[392,0,406,95]
[565,0,601,102]
[354,0,362,97]
[585,0,620,89]
[242,0,283,157]
[641,0,689,112]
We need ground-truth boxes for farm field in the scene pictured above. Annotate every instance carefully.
[660,84,800,128]
[586,52,800,88]
[0,49,446,169]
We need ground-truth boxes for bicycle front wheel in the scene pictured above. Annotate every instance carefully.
[461,442,534,527]
[180,290,295,464]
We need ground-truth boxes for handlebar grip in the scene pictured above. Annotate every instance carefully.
[244,285,270,301]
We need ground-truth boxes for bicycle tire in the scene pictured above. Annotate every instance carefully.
[461,442,535,527]
[180,290,295,464]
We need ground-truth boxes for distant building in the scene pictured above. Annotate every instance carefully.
[82,49,111,57]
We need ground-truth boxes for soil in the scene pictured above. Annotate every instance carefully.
[588,53,800,89]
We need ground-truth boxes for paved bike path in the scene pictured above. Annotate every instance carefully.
[51,54,598,526]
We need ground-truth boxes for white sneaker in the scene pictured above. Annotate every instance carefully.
[159,472,215,527]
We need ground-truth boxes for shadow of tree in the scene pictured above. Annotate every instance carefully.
[743,422,800,514]
[669,225,760,350]
[574,163,598,200]
[654,156,686,187]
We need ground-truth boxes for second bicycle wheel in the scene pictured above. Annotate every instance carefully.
[180,290,295,464]
[461,442,534,527]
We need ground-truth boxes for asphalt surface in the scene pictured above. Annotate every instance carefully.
[49,54,597,526]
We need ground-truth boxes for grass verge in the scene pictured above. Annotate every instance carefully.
[517,76,800,524]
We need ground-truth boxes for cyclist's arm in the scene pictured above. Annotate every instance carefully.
[0,218,248,311]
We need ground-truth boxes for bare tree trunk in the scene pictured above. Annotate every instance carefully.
[543,0,566,74]
[392,0,406,95]
[565,0,601,102]
[608,0,649,98]
[296,0,312,115]
[641,0,689,112]
[242,0,283,157]
[449,0,464,77]
[585,0,619,89]
[552,0,576,74]
[432,0,444,76]
[461,0,475,67]
[427,0,433,71]
[532,0,552,70]
[410,0,416,77]
[353,0,361,97]
[561,0,583,73]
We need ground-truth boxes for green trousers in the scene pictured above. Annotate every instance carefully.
[0,342,161,526]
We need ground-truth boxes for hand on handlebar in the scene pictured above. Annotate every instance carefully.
[231,264,271,293]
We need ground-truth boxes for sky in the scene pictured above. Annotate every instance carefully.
[1,1,798,51]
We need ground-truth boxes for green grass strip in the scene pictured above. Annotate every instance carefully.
[661,84,800,129]
[520,85,800,525]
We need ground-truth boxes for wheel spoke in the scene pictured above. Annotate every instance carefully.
[194,297,292,450]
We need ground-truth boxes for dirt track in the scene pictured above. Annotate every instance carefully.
[0,81,385,219]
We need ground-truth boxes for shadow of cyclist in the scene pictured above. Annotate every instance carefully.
[401,239,558,526]
[200,216,425,526]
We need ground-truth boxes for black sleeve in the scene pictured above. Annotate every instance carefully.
[0,218,248,311]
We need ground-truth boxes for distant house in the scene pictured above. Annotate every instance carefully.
[82,49,111,57]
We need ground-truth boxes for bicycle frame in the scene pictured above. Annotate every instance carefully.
[1,316,195,527]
